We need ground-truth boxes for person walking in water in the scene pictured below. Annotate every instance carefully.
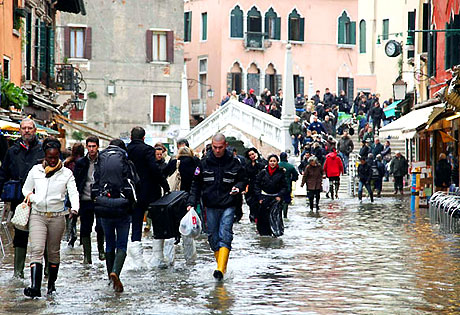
[300,156,323,214]
[187,133,246,280]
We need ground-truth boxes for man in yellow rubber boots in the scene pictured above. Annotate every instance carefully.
[187,133,246,280]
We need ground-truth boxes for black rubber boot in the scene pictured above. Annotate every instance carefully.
[24,262,42,298]
[105,251,115,280]
[329,185,334,200]
[81,236,92,264]
[67,216,78,247]
[13,247,27,279]
[47,262,59,295]
[97,233,106,261]
[110,250,126,292]
[282,203,288,219]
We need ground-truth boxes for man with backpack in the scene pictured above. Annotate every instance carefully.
[127,127,170,269]
[93,139,139,292]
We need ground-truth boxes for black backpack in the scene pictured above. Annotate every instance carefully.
[371,163,380,180]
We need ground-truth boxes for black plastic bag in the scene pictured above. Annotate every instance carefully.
[269,200,284,237]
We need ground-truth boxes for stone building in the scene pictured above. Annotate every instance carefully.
[57,0,184,147]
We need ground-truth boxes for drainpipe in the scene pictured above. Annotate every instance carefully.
[179,63,190,137]
[370,0,377,74]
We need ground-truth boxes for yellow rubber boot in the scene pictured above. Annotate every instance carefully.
[213,247,230,280]
[214,251,219,263]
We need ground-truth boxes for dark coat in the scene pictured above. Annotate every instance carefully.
[127,139,169,206]
[390,156,408,177]
[435,159,452,187]
[168,156,200,193]
[74,154,96,195]
[301,164,323,190]
[338,136,354,155]
[359,145,370,159]
[369,105,385,120]
[269,108,281,119]
[323,92,334,106]
[188,150,246,209]
[0,137,44,192]
[254,167,288,200]
[245,159,266,194]
[358,162,372,183]
[372,142,384,156]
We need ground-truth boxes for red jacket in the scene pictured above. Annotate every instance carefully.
[323,152,343,177]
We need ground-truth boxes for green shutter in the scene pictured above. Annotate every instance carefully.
[275,17,281,40]
[275,74,282,92]
[445,22,450,69]
[188,12,192,41]
[39,21,47,81]
[338,18,345,44]
[231,6,243,38]
[383,19,389,40]
[299,77,305,96]
[227,73,232,93]
[202,13,207,41]
[359,20,366,53]
[300,18,305,41]
[350,21,356,45]
[48,27,55,77]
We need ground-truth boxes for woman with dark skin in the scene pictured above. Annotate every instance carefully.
[22,138,79,297]
[244,148,266,222]
[254,154,288,236]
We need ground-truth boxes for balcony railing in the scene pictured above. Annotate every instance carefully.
[191,99,206,116]
[31,66,56,89]
[55,64,77,91]
[245,31,265,50]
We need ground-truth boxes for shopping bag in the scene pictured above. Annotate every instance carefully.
[322,178,330,192]
[11,194,31,231]
[1,180,22,202]
[269,200,284,237]
[179,208,201,239]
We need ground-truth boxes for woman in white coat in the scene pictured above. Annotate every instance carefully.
[22,137,79,298]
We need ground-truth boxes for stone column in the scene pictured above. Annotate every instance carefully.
[281,44,296,152]
[179,63,190,137]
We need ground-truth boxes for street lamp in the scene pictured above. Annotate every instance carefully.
[393,79,407,100]
[207,88,214,98]
[72,97,86,111]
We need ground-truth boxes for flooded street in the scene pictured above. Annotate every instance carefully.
[2,195,460,314]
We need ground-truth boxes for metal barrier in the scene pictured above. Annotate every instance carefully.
[429,190,460,233]
[348,153,359,197]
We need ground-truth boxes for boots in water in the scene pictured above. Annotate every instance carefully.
[47,263,59,295]
[105,251,115,282]
[110,250,127,292]
[67,216,78,247]
[13,247,27,279]
[128,241,147,269]
[81,236,92,264]
[282,203,289,219]
[213,247,230,280]
[24,262,42,298]
[97,233,106,261]
[214,250,219,262]
[148,239,167,268]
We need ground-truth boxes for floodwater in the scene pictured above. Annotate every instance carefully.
[1,196,460,314]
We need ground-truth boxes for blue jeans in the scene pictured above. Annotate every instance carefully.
[79,200,104,239]
[206,207,235,252]
[358,181,373,200]
[339,152,349,173]
[101,215,131,253]
[131,203,147,242]
[291,136,300,156]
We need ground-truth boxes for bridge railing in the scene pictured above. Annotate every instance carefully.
[185,100,284,150]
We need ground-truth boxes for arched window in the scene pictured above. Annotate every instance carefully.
[265,63,282,94]
[247,63,260,96]
[288,9,304,42]
[265,8,280,40]
[246,6,263,48]
[359,20,366,53]
[230,5,243,38]
[338,11,356,45]
[227,62,242,94]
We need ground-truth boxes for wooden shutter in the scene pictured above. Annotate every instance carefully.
[247,73,260,96]
[227,73,232,93]
[48,27,55,77]
[359,20,366,53]
[347,78,354,104]
[275,17,281,40]
[202,13,207,40]
[265,74,270,89]
[275,74,282,92]
[70,108,84,121]
[39,21,47,80]
[338,19,344,44]
[84,27,92,59]
[64,26,70,58]
[337,78,344,94]
[299,76,305,96]
[146,30,153,62]
[153,95,166,122]
[299,18,305,41]
[350,22,356,45]
[166,31,174,63]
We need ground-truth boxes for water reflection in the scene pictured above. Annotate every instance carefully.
[1,197,460,313]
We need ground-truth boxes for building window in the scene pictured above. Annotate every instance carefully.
[64,26,92,60]
[201,13,207,41]
[359,20,366,53]
[288,9,305,42]
[382,19,389,40]
[422,3,430,52]
[265,8,280,40]
[146,30,174,63]
[184,11,192,42]
[428,32,437,77]
[198,58,207,99]
[265,63,281,94]
[338,11,356,45]
[293,75,304,97]
[445,13,460,70]
[246,6,263,48]
[227,62,242,94]
[247,63,260,96]
[407,10,416,59]
[230,5,243,38]
[152,95,168,123]
[3,56,10,81]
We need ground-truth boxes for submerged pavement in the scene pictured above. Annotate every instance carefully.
[1,195,460,314]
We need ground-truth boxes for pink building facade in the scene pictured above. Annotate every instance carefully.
[184,0,368,119]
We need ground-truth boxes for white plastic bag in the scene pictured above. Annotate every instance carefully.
[182,236,197,264]
[322,178,330,193]
[179,208,201,238]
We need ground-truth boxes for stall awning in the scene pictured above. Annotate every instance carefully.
[379,104,444,140]
[54,0,86,15]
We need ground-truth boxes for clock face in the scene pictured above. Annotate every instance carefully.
[385,40,400,57]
